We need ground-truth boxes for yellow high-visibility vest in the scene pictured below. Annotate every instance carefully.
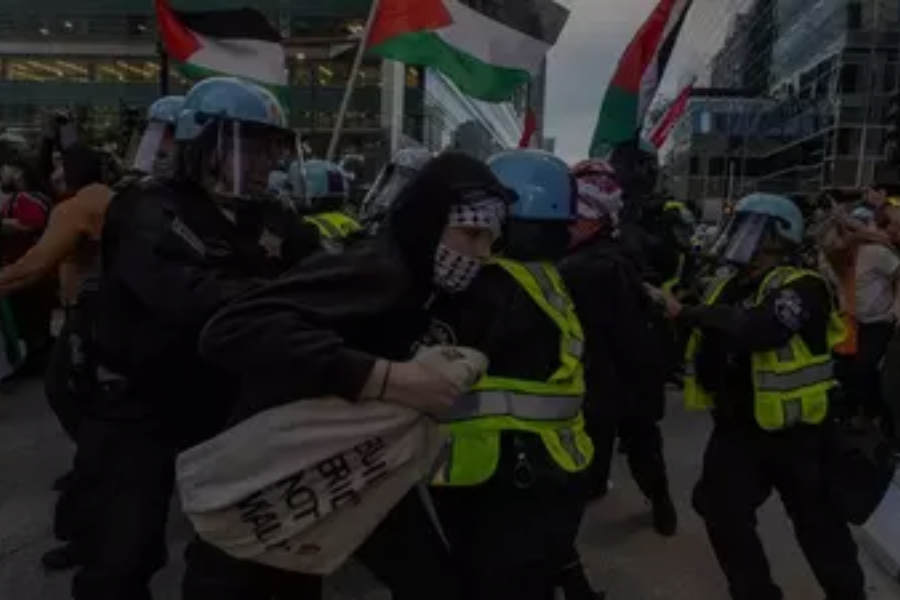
[432,259,594,487]
[684,266,847,431]
[304,212,361,239]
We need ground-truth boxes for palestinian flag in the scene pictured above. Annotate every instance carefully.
[368,0,569,103]
[155,0,287,87]
[588,0,694,157]
[518,108,539,148]
[649,79,694,148]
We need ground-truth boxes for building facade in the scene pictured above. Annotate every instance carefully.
[0,0,529,166]
[664,0,900,201]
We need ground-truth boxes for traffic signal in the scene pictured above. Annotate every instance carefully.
[885,89,900,165]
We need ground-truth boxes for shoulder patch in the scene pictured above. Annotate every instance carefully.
[774,288,805,331]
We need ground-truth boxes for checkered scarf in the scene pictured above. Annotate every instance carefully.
[447,197,506,239]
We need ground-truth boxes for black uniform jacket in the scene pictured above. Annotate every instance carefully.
[93,179,315,442]
[680,268,832,424]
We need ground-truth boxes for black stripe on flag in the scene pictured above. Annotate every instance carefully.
[655,0,694,76]
[174,7,282,43]
[459,0,570,44]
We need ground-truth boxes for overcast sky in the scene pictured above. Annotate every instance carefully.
[545,0,739,162]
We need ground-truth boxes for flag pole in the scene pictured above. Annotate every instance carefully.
[326,0,381,162]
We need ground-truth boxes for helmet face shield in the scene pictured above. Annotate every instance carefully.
[713,212,777,266]
[360,163,418,225]
[206,119,301,202]
[127,121,175,175]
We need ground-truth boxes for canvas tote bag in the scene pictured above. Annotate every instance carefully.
[176,345,487,574]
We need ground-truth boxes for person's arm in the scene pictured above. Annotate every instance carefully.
[676,275,832,353]
[0,200,86,295]
[103,189,260,330]
[198,249,405,402]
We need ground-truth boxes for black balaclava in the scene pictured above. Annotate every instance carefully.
[609,140,659,221]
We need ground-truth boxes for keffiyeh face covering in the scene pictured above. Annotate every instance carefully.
[433,197,506,293]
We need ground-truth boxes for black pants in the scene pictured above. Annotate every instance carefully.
[71,417,175,600]
[693,422,865,600]
[45,316,82,543]
[432,462,587,600]
[182,489,463,600]
[618,416,671,502]
[45,329,82,440]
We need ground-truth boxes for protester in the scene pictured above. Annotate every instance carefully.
[197,151,511,600]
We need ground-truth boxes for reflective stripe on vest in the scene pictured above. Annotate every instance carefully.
[683,266,845,430]
[437,390,583,422]
[431,259,592,487]
[473,260,585,395]
[305,212,360,239]
[662,253,686,293]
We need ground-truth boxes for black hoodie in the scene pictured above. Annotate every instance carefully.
[198,152,511,418]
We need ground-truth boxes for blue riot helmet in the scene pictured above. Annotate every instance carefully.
[174,77,300,203]
[712,192,804,266]
[302,159,349,212]
[487,149,576,261]
[126,95,185,176]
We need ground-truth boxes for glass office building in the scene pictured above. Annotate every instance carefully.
[0,0,527,165]
[665,0,900,198]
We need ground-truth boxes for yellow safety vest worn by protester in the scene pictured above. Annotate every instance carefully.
[303,212,361,240]
[684,266,846,431]
[432,259,594,487]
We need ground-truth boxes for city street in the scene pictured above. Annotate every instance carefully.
[1,380,899,600]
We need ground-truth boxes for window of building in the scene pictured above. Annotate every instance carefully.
[836,127,861,155]
[355,62,381,87]
[846,2,863,30]
[95,60,158,83]
[313,60,350,87]
[126,15,150,37]
[689,155,700,176]
[406,67,421,88]
[6,58,91,82]
[840,63,861,93]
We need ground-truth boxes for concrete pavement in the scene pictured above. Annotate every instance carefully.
[1,380,898,599]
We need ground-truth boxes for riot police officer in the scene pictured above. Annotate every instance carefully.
[70,77,318,600]
[428,149,596,600]
[301,158,362,244]
[654,193,866,600]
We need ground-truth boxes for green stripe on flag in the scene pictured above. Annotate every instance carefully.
[371,32,530,103]
[589,85,639,158]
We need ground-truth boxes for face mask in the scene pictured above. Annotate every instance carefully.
[433,243,482,293]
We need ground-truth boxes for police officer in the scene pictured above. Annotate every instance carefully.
[33,96,187,573]
[654,193,866,600]
[70,77,319,600]
[301,158,361,244]
[125,95,185,178]
[428,149,596,600]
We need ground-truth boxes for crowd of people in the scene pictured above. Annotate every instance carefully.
[0,72,897,600]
